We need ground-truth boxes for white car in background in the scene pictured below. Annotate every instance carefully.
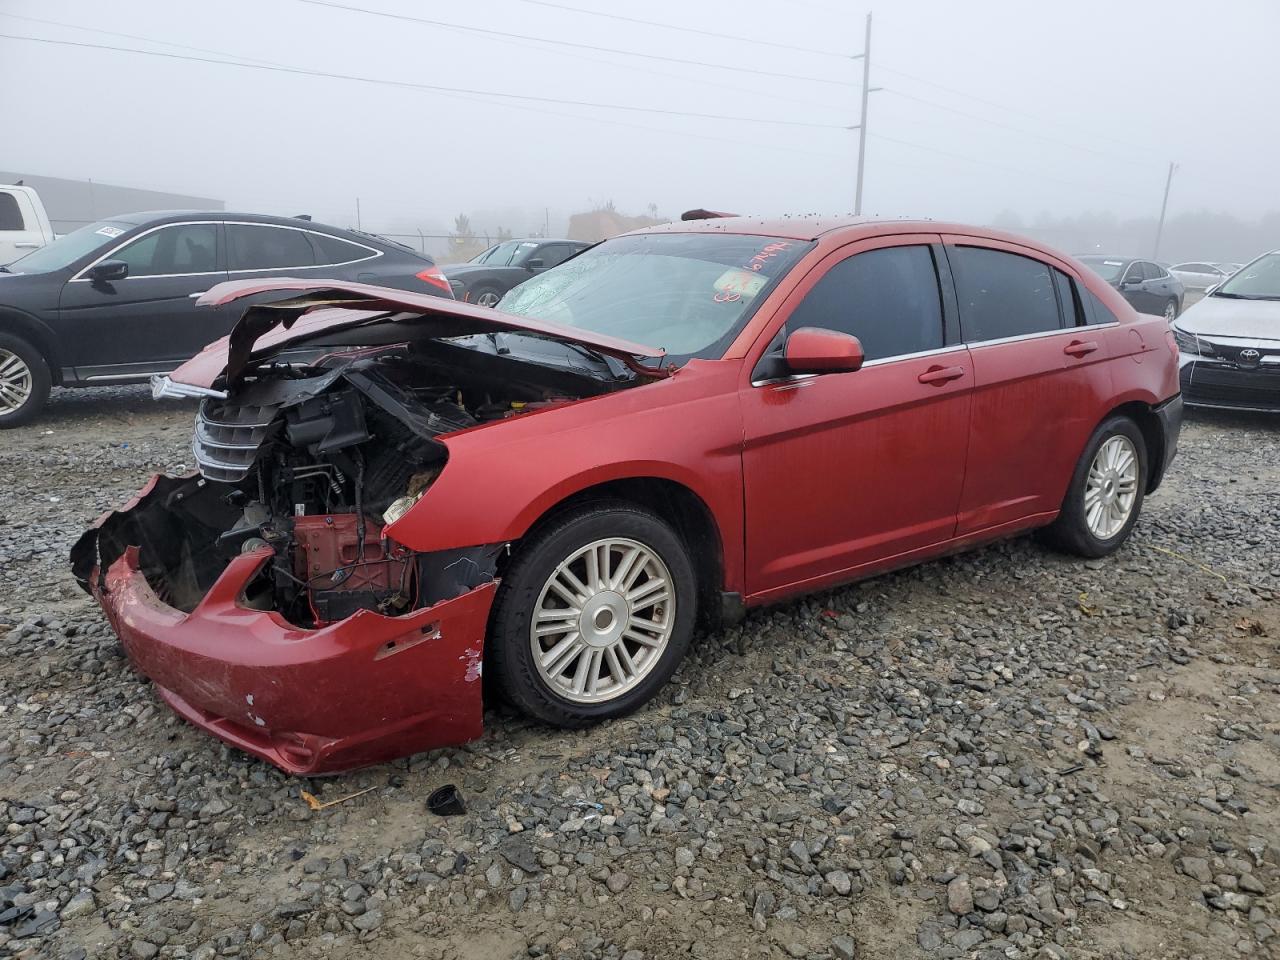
[1169,261,1242,292]
[0,184,56,265]
[1172,250,1280,411]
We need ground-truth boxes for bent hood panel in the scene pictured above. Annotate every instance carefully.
[173,278,666,388]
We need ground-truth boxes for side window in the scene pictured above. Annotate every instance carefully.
[1053,269,1083,325]
[1143,262,1164,280]
[1121,261,1144,283]
[535,244,576,268]
[112,224,217,277]
[1082,287,1122,325]
[227,224,317,271]
[311,232,374,265]
[0,193,26,231]
[784,245,944,362]
[950,246,1062,341]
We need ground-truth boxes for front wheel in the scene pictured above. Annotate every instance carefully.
[0,333,52,429]
[1042,416,1148,557]
[487,502,697,727]
[472,285,503,308]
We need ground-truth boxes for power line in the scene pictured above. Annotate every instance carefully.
[296,0,855,87]
[508,0,850,59]
[0,32,852,129]
[867,132,1152,203]
[874,61,1163,159]
[0,10,843,113]
[881,88,1159,169]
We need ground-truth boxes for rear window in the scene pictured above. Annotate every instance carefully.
[228,224,316,271]
[0,193,25,231]
[950,246,1062,342]
[311,233,374,265]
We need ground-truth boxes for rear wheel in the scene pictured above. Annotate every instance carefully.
[1042,416,1147,557]
[0,334,51,429]
[488,502,697,727]
[1163,298,1179,322]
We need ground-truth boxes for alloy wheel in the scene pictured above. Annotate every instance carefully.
[476,291,501,307]
[1084,435,1138,539]
[1163,300,1177,322]
[530,537,676,704]
[0,349,34,416]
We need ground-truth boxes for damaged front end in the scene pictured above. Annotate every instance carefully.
[71,314,647,773]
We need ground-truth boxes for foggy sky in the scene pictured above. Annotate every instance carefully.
[3,0,1277,237]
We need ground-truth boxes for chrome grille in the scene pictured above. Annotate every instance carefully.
[192,399,279,483]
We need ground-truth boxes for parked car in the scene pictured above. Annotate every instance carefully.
[71,217,1181,774]
[0,211,451,426]
[1169,261,1241,292]
[0,184,56,265]
[1172,249,1280,411]
[1078,256,1184,320]
[442,237,588,306]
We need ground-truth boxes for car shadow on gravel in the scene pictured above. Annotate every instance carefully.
[28,385,197,430]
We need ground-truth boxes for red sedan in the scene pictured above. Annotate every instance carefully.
[71,215,1182,774]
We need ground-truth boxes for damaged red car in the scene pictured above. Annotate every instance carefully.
[71,216,1182,774]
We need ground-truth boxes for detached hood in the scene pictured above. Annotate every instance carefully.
[1176,294,1280,341]
[170,278,666,389]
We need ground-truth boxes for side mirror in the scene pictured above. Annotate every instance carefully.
[525,257,545,270]
[88,260,128,283]
[783,327,865,375]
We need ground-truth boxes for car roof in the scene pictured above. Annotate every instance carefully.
[96,211,421,254]
[489,237,584,245]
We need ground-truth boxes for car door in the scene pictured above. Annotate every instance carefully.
[0,190,46,266]
[57,221,227,377]
[1117,261,1150,312]
[1143,262,1178,311]
[740,236,973,599]
[945,238,1115,534]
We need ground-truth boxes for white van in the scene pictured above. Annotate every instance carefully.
[0,185,56,265]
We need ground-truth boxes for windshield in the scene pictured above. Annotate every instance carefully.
[1214,253,1280,299]
[1079,257,1127,282]
[498,232,812,361]
[473,240,537,266]
[6,220,131,274]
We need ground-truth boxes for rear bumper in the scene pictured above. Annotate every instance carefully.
[89,543,492,775]
[1179,358,1280,412]
[1150,394,1182,491]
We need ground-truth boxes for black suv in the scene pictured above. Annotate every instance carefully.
[0,211,452,426]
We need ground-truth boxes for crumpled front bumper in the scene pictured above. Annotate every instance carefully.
[74,483,493,775]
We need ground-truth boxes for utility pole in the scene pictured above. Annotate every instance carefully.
[853,13,876,216]
[355,197,362,230]
[1152,161,1176,260]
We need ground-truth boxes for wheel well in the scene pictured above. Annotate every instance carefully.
[0,312,60,385]
[1106,401,1165,492]
[507,478,726,627]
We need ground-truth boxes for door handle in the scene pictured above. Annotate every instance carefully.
[1064,340,1099,358]
[188,291,209,298]
[917,365,965,385]
[14,242,39,248]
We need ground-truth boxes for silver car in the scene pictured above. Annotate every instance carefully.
[1172,251,1280,411]
[1169,261,1241,292]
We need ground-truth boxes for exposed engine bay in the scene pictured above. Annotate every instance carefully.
[73,333,637,626]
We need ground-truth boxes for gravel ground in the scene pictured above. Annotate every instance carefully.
[1,385,1277,960]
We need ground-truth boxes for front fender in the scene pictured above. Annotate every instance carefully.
[384,363,746,589]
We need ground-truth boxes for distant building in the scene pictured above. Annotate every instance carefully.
[0,171,223,235]
[567,207,665,243]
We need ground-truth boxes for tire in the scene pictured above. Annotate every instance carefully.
[471,285,503,308]
[1163,298,1179,322]
[488,501,698,727]
[1042,415,1148,558]
[0,333,51,429]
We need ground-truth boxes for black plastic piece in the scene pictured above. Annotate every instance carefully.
[427,784,466,816]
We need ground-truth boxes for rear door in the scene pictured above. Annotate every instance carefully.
[741,236,973,598]
[945,238,1114,535]
[58,221,228,376]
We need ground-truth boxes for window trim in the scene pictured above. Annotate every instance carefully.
[70,220,382,282]
[944,241,1073,345]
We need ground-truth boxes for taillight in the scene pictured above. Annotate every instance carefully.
[415,265,451,293]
